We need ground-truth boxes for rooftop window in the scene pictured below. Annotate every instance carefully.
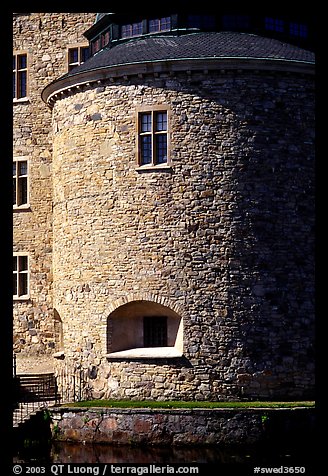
[290,22,308,38]
[148,16,171,33]
[265,17,284,33]
[121,21,143,38]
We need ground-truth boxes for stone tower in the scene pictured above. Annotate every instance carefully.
[16,11,315,400]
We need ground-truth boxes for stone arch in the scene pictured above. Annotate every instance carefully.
[105,292,186,319]
[105,295,184,356]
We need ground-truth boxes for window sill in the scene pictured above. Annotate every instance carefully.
[136,164,172,172]
[106,347,183,360]
[13,205,31,212]
[13,295,30,302]
[13,97,30,104]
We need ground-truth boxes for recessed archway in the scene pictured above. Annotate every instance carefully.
[106,300,183,358]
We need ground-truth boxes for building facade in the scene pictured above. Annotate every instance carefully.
[13,13,96,372]
[14,11,315,400]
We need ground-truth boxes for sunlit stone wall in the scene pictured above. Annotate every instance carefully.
[51,68,314,400]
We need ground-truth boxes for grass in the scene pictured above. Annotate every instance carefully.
[63,400,315,409]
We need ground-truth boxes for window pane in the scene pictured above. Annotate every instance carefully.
[156,135,167,164]
[13,56,16,69]
[161,17,171,31]
[19,255,28,271]
[13,72,16,98]
[265,17,284,32]
[18,54,27,69]
[121,24,132,38]
[13,257,17,271]
[19,161,27,176]
[149,19,160,32]
[13,163,17,176]
[155,112,167,131]
[132,22,142,35]
[141,136,152,164]
[13,274,18,296]
[290,22,308,38]
[141,113,151,132]
[13,179,17,205]
[18,177,28,205]
[68,48,78,64]
[18,71,27,98]
[19,273,28,296]
[81,46,90,62]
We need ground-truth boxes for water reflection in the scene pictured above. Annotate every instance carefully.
[13,440,314,465]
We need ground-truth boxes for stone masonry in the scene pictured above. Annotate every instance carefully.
[13,13,95,373]
[14,13,315,401]
[50,69,314,400]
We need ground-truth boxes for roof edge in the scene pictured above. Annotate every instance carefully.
[42,56,315,106]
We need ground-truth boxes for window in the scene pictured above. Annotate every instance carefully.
[91,38,101,55]
[144,316,167,347]
[13,53,27,99]
[121,21,143,38]
[187,15,215,29]
[265,17,284,33]
[148,17,171,32]
[101,30,110,48]
[68,45,90,71]
[222,15,250,30]
[290,22,308,38]
[13,158,29,208]
[137,109,169,167]
[13,254,29,299]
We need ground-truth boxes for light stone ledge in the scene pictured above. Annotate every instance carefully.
[106,347,183,359]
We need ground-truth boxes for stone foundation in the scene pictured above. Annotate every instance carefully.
[50,407,315,446]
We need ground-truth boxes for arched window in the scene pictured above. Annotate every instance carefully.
[106,300,183,359]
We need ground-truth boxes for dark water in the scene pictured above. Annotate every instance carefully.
[13,440,315,465]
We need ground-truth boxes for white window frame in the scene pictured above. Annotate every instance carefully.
[13,50,29,102]
[13,156,29,210]
[13,253,30,300]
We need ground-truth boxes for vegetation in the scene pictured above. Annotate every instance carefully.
[63,400,315,409]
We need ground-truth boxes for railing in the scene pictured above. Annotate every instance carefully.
[13,372,60,428]
[13,363,94,428]
[55,365,93,403]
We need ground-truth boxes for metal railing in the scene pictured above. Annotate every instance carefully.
[13,372,61,428]
[55,365,93,403]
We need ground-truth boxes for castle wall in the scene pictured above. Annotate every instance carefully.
[13,13,95,372]
[52,70,315,400]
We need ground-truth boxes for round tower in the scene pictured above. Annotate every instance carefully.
[43,11,315,401]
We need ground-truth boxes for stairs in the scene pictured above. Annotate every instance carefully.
[13,373,60,428]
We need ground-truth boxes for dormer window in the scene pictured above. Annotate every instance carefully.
[148,17,171,33]
[265,17,284,33]
[121,21,143,38]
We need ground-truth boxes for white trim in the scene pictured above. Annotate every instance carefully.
[106,347,183,359]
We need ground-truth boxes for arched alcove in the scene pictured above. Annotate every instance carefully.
[106,300,183,359]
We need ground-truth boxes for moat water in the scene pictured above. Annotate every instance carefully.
[13,440,315,465]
